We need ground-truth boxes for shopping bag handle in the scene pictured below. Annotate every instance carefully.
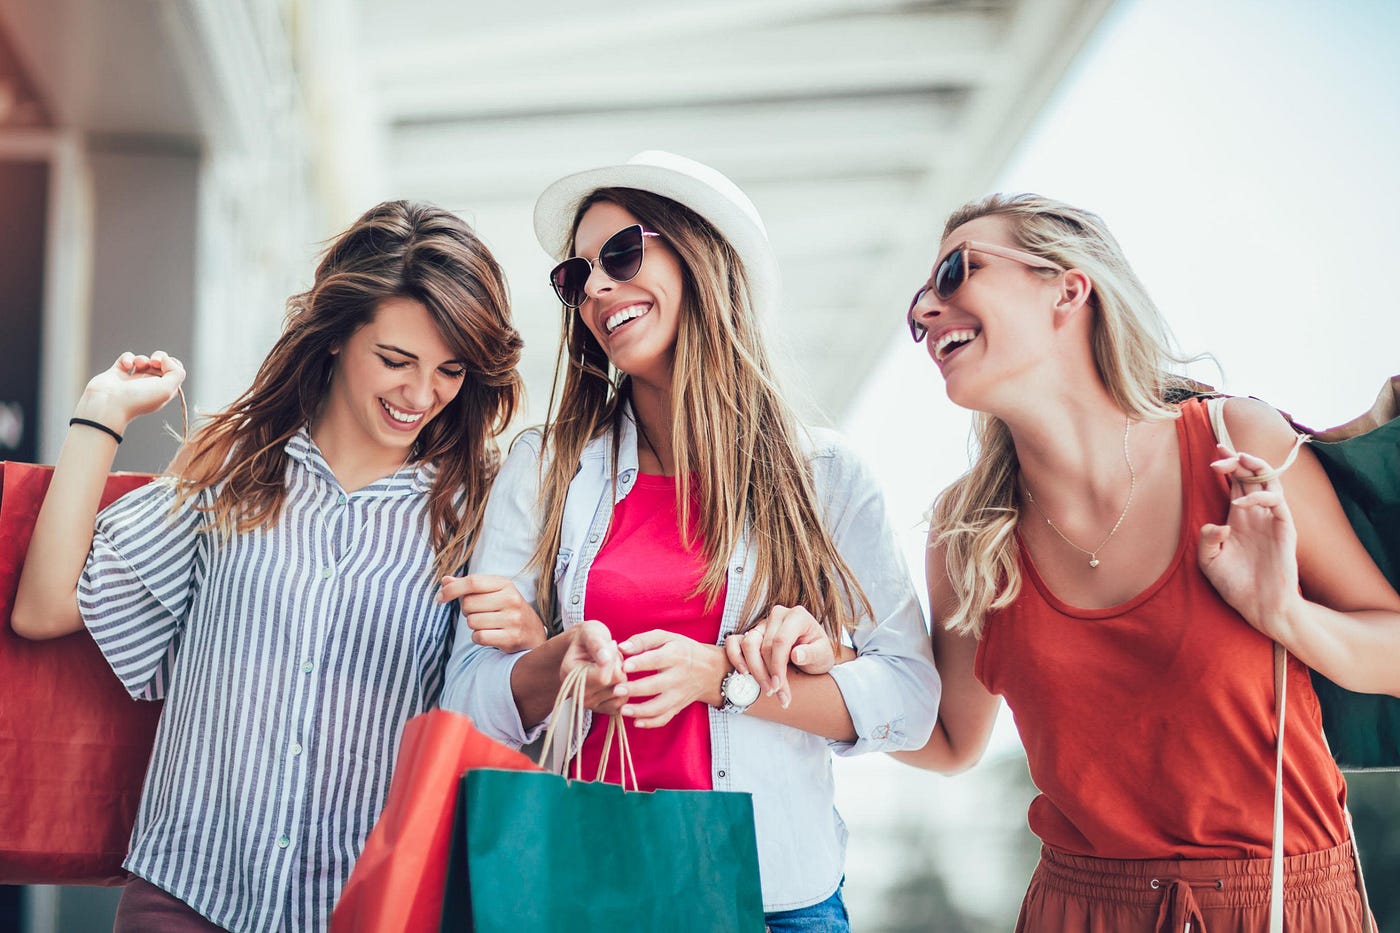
[536,664,639,791]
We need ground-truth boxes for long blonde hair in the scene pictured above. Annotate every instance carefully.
[933,193,1196,636]
[531,187,871,637]
[174,200,523,577]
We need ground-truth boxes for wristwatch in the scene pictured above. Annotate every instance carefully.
[719,670,760,714]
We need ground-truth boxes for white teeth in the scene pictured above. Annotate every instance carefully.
[934,328,980,362]
[604,304,648,334]
[380,400,424,424]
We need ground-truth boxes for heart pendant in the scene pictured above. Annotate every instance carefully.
[1088,559,1100,568]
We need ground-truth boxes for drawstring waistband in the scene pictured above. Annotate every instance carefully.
[1031,842,1360,933]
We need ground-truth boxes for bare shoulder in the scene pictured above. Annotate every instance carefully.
[1220,395,1301,463]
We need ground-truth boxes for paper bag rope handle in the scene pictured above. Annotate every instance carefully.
[536,665,639,791]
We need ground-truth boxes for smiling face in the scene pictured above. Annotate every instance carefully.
[320,294,467,462]
[911,214,1067,409]
[571,201,686,390]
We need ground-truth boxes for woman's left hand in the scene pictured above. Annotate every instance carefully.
[725,605,837,710]
[1198,448,1304,637]
[614,630,727,729]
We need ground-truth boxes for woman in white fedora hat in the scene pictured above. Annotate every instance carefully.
[439,150,941,928]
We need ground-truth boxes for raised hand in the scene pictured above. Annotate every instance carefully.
[1198,448,1303,638]
[724,605,836,710]
[78,351,186,432]
[438,574,547,652]
[615,629,727,728]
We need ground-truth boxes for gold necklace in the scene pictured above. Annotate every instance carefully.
[1023,419,1135,569]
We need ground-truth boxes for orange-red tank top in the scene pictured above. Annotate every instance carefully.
[975,399,1347,859]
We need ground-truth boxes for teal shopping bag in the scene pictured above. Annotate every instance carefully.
[439,666,764,932]
[440,768,764,932]
[1305,380,1400,771]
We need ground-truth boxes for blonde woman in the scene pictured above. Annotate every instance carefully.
[438,151,940,929]
[897,193,1400,931]
[13,201,524,932]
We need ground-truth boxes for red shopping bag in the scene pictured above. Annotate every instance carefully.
[330,709,542,933]
[0,462,163,885]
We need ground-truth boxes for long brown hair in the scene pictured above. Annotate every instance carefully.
[531,187,871,637]
[174,200,523,576]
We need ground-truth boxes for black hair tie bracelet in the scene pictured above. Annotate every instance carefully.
[69,417,123,445]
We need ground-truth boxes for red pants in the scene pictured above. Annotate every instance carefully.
[114,877,228,933]
[1016,841,1366,933]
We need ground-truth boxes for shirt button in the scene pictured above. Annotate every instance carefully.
[734,566,745,574]
[276,835,290,849]
[301,660,314,674]
[570,595,581,605]
[717,770,726,778]
[321,567,333,580]
[337,493,347,505]
[588,533,599,543]
[873,724,891,740]
[291,743,303,756]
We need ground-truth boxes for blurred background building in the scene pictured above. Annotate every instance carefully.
[2,0,1398,930]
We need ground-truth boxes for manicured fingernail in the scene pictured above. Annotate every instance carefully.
[618,640,633,652]
[779,689,791,710]
[792,647,807,664]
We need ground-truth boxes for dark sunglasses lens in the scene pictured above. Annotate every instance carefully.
[550,258,590,307]
[907,288,929,342]
[599,225,645,282]
[934,247,965,299]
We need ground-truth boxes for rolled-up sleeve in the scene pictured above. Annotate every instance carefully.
[438,433,549,747]
[814,434,941,755]
[79,480,208,701]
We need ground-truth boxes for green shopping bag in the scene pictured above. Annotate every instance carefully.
[1304,377,1400,771]
[439,667,765,932]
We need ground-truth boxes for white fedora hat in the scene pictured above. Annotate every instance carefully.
[533,150,781,316]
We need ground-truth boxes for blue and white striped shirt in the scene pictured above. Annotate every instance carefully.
[79,428,459,932]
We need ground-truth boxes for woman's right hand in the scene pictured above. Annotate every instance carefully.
[561,620,627,715]
[77,351,186,431]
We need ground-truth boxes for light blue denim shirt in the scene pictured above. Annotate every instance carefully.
[439,410,940,912]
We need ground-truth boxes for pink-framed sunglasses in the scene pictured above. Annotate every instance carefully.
[907,240,1064,342]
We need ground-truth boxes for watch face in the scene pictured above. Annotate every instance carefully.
[724,671,761,708]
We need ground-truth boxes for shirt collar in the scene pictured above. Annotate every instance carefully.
[284,426,436,497]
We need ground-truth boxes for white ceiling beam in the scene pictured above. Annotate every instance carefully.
[374,13,997,120]
[367,0,959,80]
[387,98,954,201]
[379,55,983,122]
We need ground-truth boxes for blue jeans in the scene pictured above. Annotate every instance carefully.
[763,881,850,932]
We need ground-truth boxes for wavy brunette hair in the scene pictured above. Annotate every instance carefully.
[530,187,871,638]
[173,200,523,576]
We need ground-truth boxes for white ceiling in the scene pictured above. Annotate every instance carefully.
[354,0,1114,424]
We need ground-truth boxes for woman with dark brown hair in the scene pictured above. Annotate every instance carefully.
[12,200,525,932]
